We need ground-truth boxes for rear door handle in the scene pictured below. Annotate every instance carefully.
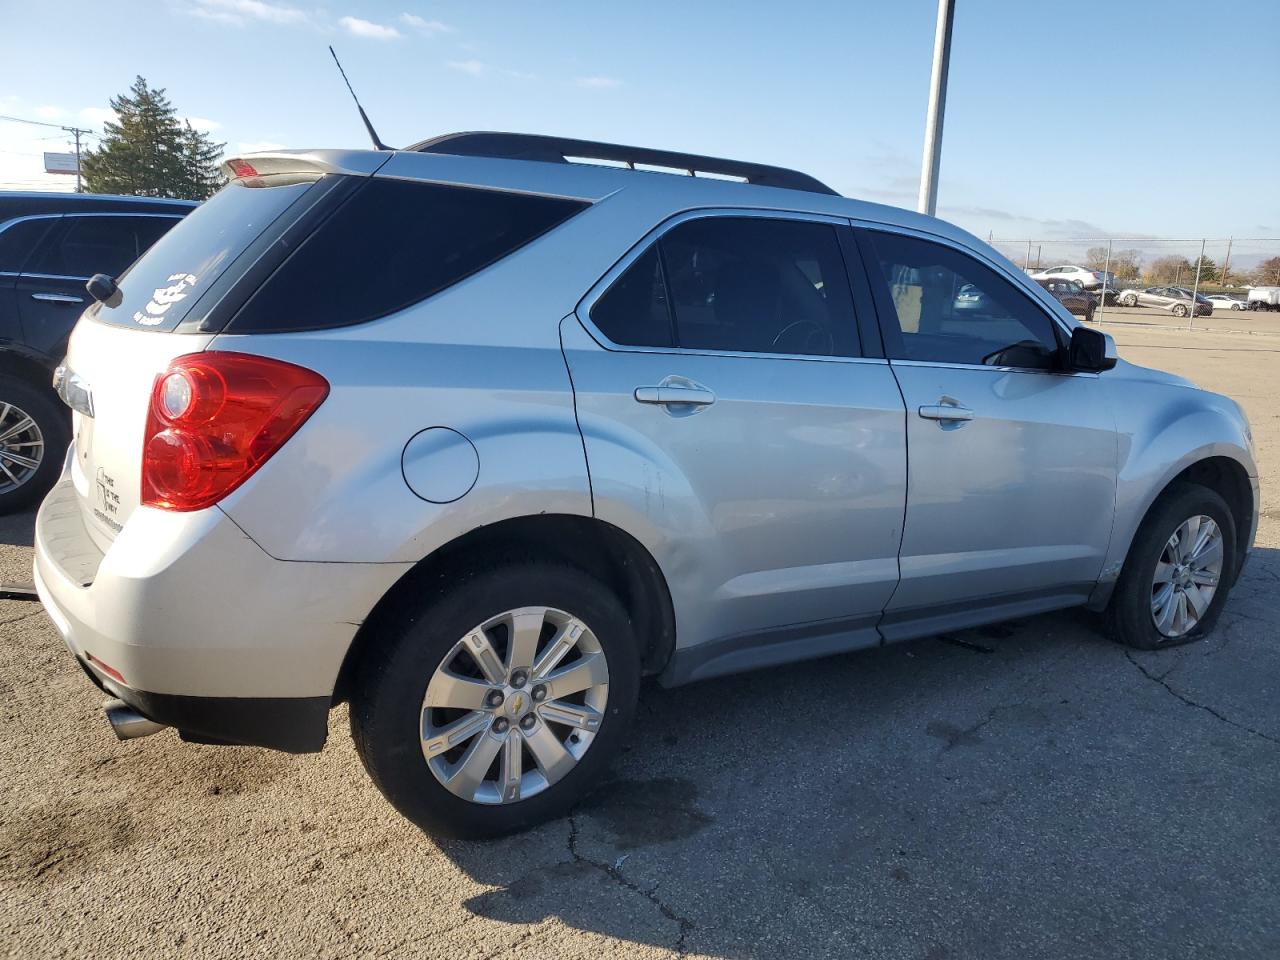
[918,402,974,422]
[31,292,84,304]
[634,384,716,407]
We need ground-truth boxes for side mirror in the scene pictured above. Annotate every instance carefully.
[85,273,119,306]
[1068,326,1117,372]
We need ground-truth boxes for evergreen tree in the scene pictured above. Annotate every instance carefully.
[1188,255,1219,283]
[82,76,225,200]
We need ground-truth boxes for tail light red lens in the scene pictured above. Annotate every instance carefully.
[141,352,329,511]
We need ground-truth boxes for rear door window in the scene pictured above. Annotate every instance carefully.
[229,179,588,333]
[589,216,861,358]
[28,215,170,279]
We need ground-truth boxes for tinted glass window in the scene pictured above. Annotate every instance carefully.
[92,175,318,331]
[663,218,858,356]
[590,247,674,347]
[0,218,56,273]
[31,215,179,278]
[232,179,588,333]
[591,217,859,357]
[867,230,1060,368]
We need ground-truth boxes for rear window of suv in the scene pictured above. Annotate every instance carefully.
[91,174,320,332]
[228,178,588,333]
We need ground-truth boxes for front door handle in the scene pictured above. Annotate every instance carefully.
[634,384,716,407]
[918,401,974,422]
[31,292,84,304]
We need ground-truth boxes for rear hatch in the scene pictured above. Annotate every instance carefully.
[65,167,332,550]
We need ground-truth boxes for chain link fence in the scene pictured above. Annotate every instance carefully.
[987,236,1280,325]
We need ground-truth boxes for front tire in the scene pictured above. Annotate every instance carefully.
[351,562,640,839]
[1106,483,1236,650]
[1172,303,1188,318]
[0,375,69,515]
[1085,302,1096,323]
[1121,294,1137,307]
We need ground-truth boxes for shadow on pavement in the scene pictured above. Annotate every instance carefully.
[439,548,1280,959]
[0,508,35,549]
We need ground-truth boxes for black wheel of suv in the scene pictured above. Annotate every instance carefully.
[1085,302,1096,323]
[0,375,69,515]
[351,562,640,839]
[1106,483,1236,650]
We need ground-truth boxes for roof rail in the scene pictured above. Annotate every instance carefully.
[406,131,839,196]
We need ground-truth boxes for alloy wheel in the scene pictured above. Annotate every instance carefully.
[1150,514,1223,639]
[0,402,44,494]
[420,606,609,804]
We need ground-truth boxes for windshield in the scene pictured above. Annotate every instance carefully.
[89,174,320,332]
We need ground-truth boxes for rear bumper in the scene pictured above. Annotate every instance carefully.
[35,465,410,753]
[71,650,329,752]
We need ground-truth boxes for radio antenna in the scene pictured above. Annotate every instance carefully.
[329,45,391,151]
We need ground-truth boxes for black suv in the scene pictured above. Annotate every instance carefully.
[0,192,195,511]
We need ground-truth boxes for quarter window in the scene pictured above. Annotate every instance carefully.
[590,216,860,358]
[0,218,57,274]
[231,179,588,333]
[865,230,1061,369]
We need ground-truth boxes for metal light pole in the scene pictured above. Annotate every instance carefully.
[1188,238,1206,331]
[917,0,956,216]
[1098,238,1113,324]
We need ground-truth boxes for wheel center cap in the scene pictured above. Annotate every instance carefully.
[506,690,529,717]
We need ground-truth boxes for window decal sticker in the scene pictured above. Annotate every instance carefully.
[133,273,198,327]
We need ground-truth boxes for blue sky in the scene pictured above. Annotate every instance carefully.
[2,0,1277,248]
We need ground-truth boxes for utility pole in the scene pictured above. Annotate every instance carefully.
[917,0,956,216]
[1220,237,1233,286]
[0,113,91,191]
[69,126,84,193]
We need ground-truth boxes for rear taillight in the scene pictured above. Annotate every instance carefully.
[141,352,329,511]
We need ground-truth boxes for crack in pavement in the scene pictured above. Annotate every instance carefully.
[0,609,46,629]
[1125,650,1280,747]
[566,811,695,957]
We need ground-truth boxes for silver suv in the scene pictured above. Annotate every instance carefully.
[35,133,1259,838]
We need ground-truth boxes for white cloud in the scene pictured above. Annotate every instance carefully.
[79,107,115,126]
[237,140,287,153]
[340,16,402,40]
[447,59,488,77]
[576,76,622,89]
[184,116,223,132]
[400,12,452,35]
[190,0,307,26]
[34,105,67,120]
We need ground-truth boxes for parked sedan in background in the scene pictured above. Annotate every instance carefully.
[1205,295,1246,312]
[1029,264,1110,290]
[1117,285,1213,318]
[1034,277,1096,321]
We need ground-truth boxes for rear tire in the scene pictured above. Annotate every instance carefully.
[350,562,640,839]
[1106,483,1236,650]
[1085,302,1096,323]
[0,375,69,515]
[1172,304,1188,318]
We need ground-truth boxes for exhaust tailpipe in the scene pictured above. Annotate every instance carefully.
[104,698,166,741]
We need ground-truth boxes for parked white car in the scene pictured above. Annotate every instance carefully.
[1204,295,1245,312]
[1030,265,1108,290]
